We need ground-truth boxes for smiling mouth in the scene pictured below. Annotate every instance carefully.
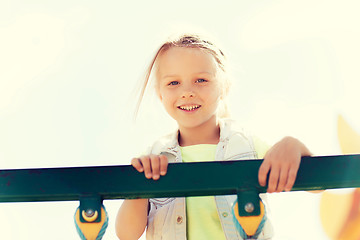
[178,105,201,111]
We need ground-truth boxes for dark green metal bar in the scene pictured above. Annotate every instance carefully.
[1,154,360,218]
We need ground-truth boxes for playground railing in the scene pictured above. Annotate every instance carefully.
[1,154,360,238]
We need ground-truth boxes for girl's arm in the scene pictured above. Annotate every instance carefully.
[258,136,312,193]
[115,199,149,240]
[116,155,169,239]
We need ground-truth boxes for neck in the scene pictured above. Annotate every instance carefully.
[178,117,220,147]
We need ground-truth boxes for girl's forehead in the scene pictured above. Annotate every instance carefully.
[159,47,214,63]
[156,47,218,76]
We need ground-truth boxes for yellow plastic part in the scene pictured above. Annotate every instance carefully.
[320,114,360,240]
[233,201,265,237]
[75,206,106,240]
[338,188,360,240]
[320,190,353,239]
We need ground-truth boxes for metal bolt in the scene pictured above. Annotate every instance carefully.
[244,202,254,213]
[85,209,95,218]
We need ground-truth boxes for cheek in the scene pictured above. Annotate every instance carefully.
[159,89,175,106]
[205,87,222,102]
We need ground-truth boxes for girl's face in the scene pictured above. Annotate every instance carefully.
[156,47,223,130]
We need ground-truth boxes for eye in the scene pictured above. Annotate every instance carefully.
[196,78,208,83]
[168,81,180,86]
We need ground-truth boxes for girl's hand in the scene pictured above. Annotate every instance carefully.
[131,154,168,180]
[258,136,312,193]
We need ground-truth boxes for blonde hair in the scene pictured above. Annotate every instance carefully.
[134,33,231,119]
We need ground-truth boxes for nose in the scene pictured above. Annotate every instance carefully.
[181,90,195,98]
[181,82,196,98]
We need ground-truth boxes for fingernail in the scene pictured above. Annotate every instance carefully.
[160,171,166,176]
[145,173,152,179]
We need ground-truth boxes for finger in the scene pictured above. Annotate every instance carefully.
[276,166,289,192]
[267,166,280,193]
[284,166,298,192]
[140,156,152,179]
[150,155,160,180]
[159,155,168,176]
[258,161,271,187]
[131,158,144,172]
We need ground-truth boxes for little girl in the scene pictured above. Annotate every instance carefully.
[115,33,311,240]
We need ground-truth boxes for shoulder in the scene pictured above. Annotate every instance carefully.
[220,118,270,159]
[146,130,179,155]
[252,136,270,159]
[220,118,252,142]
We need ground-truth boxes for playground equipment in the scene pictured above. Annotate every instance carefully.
[1,154,360,239]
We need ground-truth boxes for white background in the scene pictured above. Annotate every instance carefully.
[1,0,360,239]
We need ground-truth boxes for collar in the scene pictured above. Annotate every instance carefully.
[153,118,235,155]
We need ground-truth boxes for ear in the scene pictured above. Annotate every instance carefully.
[221,79,230,99]
[156,87,162,101]
[217,72,229,100]
[219,89,224,100]
[219,82,228,100]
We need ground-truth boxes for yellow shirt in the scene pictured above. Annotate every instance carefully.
[180,139,269,240]
[181,144,227,240]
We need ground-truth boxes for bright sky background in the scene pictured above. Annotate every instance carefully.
[1,0,360,239]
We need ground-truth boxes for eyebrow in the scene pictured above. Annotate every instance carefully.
[162,71,213,79]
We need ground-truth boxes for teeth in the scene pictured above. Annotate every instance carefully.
[179,105,200,111]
